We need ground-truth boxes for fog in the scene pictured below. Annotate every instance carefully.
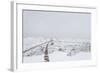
[23,10,91,40]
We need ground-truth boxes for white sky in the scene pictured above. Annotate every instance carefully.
[23,10,91,40]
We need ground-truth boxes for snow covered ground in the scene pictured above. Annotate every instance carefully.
[23,51,91,63]
[23,37,91,63]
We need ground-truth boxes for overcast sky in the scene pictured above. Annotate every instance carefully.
[23,10,91,40]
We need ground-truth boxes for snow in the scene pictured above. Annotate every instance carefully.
[23,37,91,63]
[49,51,91,62]
[23,51,91,63]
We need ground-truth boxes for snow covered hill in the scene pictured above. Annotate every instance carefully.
[23,37,91,63]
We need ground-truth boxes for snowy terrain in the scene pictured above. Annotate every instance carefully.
[23,37,91,63]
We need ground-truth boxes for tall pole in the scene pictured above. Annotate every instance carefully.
[44,42,50,62]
